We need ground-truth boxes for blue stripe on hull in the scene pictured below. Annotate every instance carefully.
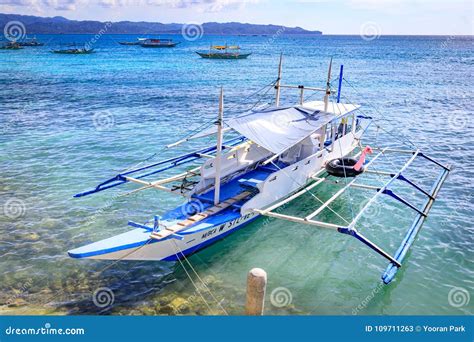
[162,215,259,261]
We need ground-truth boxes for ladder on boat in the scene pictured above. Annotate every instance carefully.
[253,146,450,284]
[150,191,252,241]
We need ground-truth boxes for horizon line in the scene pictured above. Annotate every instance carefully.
[1,12,473,36]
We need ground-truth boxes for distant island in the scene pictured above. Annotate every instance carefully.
[0,13,322,35]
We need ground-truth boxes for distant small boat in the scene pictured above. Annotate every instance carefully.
[196,45,251,59]
[140,38,180,48]
[51,47,95,54]
[118,37,148,46]
[0,41,23,50]
[18,36,44,46]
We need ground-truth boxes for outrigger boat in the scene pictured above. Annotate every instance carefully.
[0,41,23,50]
[18,36,44,46]
[140,38,180,48]
[196,45,251,59]
[69,57,450,284]
[118,37,148,46]
[51,47,95,54]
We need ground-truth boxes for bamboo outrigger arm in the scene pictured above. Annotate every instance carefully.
[120,166,202,197]
[73,136,246,198]
[254,146,451,284]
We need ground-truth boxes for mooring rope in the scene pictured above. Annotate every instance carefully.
[171,241,228,315]
[170,243,215,314]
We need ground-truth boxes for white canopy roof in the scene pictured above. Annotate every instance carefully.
[226,101,359,155]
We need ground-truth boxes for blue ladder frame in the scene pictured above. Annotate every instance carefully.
[342,151,451,284]
[381,158,450,284]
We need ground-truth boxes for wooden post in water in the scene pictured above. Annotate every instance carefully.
[245,268,267,315]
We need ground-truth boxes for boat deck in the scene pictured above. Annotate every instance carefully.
[159,162,286,233]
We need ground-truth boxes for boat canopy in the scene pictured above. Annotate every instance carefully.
[225,103,358,155]
[212,45,240,50]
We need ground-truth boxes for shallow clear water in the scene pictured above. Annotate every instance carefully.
[0,34,473,315]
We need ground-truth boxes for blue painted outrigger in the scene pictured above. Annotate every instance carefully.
[69,58,451,285]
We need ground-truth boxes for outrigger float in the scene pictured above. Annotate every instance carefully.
[69,57,450,284]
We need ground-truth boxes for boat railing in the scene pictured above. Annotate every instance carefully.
[277,84,328,105]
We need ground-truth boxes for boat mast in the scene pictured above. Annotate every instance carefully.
[275,53,283,107]
[324,57,333,112]
[214,87,224,205]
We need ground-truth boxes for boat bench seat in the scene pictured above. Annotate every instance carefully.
[238,177,264,188]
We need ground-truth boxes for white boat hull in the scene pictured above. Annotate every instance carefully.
[68,212,258,261]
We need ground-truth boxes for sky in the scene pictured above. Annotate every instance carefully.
[0,0,472,35]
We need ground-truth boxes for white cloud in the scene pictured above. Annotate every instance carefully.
[0,0,80,10]
[2,0,261,12]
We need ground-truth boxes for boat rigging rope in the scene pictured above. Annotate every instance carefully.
[331,91,415,218]
[330,99,357,223]
[337,90,416,181]
[118,78,278,175]
[269,160,351,225]
[341,77,418,149]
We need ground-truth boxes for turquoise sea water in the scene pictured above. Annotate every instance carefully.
[0,34,473,315]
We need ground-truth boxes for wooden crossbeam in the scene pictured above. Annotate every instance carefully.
[122,167,201,197]
[124,176,184,196]
[197,153,214,158]
[364,170,393,176]
[150,191,251,240]
[253,209,341,230]
[371,147,415,154]
[350,183,380,190]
